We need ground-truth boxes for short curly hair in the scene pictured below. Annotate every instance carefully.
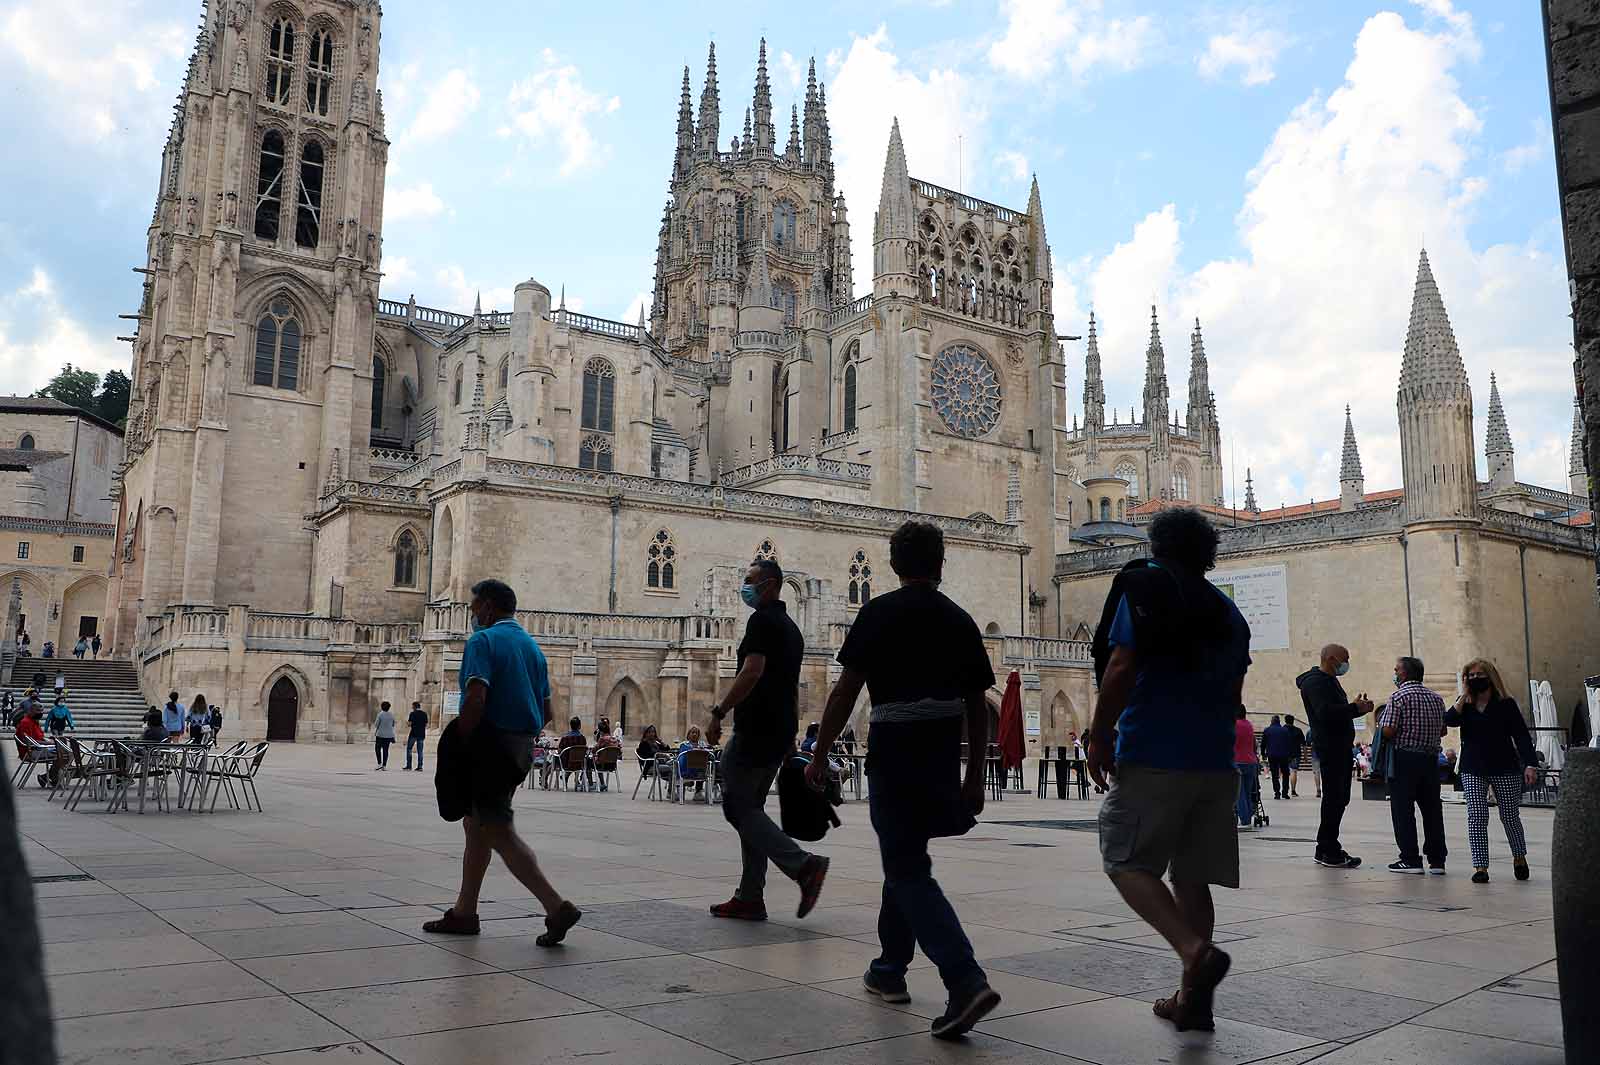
[889,520,945,580]
[1147,507,1219,572]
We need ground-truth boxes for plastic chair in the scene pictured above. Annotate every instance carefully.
[677,748,713,803]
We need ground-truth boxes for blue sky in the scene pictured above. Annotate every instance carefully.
[0,0,1578,502]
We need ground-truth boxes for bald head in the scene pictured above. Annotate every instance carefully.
[1319,644,1349,676]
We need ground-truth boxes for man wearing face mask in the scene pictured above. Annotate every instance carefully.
[705,558,830,922]
[1296,644,1375,869]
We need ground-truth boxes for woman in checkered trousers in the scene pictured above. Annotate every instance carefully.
[1443,659,1538,884]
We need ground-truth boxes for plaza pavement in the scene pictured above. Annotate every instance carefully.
[15,744,1565,1065]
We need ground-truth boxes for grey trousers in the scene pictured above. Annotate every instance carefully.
[720,738,811,900]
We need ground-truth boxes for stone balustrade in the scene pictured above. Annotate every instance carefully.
[721,451,871,488]
[369,446,418,469]
[425,603,736,645]
[0,515,115,537]
[827,294,874,326]
[1003,635,1091,665]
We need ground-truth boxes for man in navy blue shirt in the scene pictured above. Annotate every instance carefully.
[1087,508,1251,1033]
[423,578,581,947]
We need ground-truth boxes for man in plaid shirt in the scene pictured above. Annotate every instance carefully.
[1378,656,1448,874]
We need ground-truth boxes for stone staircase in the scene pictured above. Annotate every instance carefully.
[8,657,149,741]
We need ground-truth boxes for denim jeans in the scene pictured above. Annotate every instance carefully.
[866,769,985,996]
[1235,762,1259,825]
[405,734,425,769]
[719,737,810,900]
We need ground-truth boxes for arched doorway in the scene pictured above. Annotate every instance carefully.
[266,677,299,740]
[604,677,646,738]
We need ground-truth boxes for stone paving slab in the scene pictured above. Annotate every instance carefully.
[15,742,1567,1064]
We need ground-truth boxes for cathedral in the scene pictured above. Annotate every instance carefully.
[99,1,1597,745]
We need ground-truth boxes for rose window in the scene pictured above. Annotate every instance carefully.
[931,344,1002,438]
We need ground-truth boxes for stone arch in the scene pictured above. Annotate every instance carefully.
[433,506,455,598]
[604,676,647,738]
[173,262,196,330]
[0,570,50,642]
[984,621,1002,636]
[260,664,312,742]
[1048,690,1080,735]
[60,575,108,643]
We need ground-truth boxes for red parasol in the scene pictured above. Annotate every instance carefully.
[997,669,1026,771]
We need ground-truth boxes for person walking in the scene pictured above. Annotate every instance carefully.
[1296,645,1374,868]
[1380,656,1448,874]
[209,703,223,743]
[1444,659,1537,884]
[91,632,102,660]
[1234,708,1260,828]
[422,578,581,946]
[162,691,187,742]
[187,694,211,744]
[405,700,429,771]
[72,637,87,660]
[705,558,829,922]
[1259,714,1291,800]
[373,701,397,770]
[1284,715,1306,797]
[1085,508,1251,1033]
[807,520,1002,1039]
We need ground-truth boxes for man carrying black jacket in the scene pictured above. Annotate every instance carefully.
[1296,644,1374,868]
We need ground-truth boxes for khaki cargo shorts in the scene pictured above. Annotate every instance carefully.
[1097,764,1240,888]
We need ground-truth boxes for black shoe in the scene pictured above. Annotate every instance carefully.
[1471,869,1489,884]
[1388,860,1424,875]
[536,901,583,947]
[1514,861,1530,881]
[1314,851,1361,868]
[862,970,911,1004]
[1427,865,1446,877]
[932,983,1001,1040]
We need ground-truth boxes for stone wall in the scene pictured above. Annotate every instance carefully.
[0,518,113,649]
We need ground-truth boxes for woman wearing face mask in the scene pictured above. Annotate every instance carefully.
[1443,659,1537,884]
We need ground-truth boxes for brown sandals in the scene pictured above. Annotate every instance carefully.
[1153,943,1232,1032]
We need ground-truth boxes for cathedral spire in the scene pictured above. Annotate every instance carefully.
[786,103,801,160]
[1339,405,1365,510]
[1082,310,1105,434]
[1570,396,1586,497]
[1243,468,1260,514]
[696,43,719,155]
[742,107,752,154]
[1484,372,1515,488]
[742,234,772,309]
[752,38,773,156]
[815,80,832,171]
[873,118,916,294]
[1397,248,1476,522]
[1142,306,1169,423]
[674,65,694,178]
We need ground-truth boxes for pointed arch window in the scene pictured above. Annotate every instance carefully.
[1113,461,1140,497]
[253,298,301,390]
[18,434,34,450]
[294,140,325,248]
[393,529,418,588]
[842,362,857,433]
[772,278,797,325]
[847,549,873,606]
[581,357,615,432]
[646,528,677,590]
[370,357,386,430]
[1099,497,1111,522]
[253,129,285,240]
[754,538,778,563]
[497,358,509,393]
[772,200,797,248]
[265,18,296,107]
[452,365,463,407]
[305,28,334,116]
[1116,499,1126,521]
[1172,467,1190,501]
[579,433,613,472]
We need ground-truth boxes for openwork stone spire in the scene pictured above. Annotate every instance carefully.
[1397,249,1476,522]
[696,43,719,154]
[1142,307,1170,424]
[741,235,772,308]
[1400,249,1468,391]
[752,38,772,155]
[1243,468,1259,514]
[1340,406,1364,482]
[876,118,911,241]
[1484,372,1515,488]
[1572,396,1587,497]
[1082,311,1105,434]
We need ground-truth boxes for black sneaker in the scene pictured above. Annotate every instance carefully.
[931,983,1001,1040]
[1471,869,1489,884]
[862,970,911,1004]
[1514,862,1530,881]
[1388,860,1424,875]
[1427,865,1446,877]
[1314,851,1361,869]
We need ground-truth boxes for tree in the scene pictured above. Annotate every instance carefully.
[95,370,130,426]
[35,364,99,413]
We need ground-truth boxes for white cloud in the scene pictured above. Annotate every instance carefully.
[428,266,514,316]
[381,256,417,292]
[0,0,187,146]
[988,0,1155,82]
[404,68,480,143]
[622,291,652,324]
[995,150,1030,182]
[828,26,985,297]
[385,183,447,222]
[1058,4,1574,498]
[1197,21,1289,86]
[776,51,807,91]
[0,268,127,394]
[1501,120,1548,174]
[502,49,621,178]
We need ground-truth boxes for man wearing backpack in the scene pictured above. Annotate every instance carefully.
[808,520,1001,1040]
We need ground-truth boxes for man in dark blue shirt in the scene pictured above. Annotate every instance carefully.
[1087,508,1251,1034]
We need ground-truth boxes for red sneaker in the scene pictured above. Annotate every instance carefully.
[709,897,768,921]
[795,855,829,919]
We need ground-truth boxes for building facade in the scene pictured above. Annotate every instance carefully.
[106,2,1092,745]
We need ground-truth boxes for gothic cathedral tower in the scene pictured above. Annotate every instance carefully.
[108,0,389,651]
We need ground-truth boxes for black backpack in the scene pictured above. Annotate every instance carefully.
[778,753,843,842]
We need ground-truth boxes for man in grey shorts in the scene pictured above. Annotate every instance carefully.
[1086,508,1253,1033]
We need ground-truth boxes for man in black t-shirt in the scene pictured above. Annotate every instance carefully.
[706,559,829,922]
[404,700,430,771]
[807,521,1002,1040]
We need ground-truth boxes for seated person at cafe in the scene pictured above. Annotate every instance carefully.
[558,716,591,789]
[637,724,669,766]
[592,718,622,791]
[678,725,708,797]
[140,709,169,742]
[800,722,820,754]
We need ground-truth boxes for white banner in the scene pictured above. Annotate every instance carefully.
[443,692,461,717]
[1208,563,1290,651]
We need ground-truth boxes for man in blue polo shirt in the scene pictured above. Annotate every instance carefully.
[422,578,582,947]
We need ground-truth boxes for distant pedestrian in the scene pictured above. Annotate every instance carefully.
[405,700,428,771]
[1234,708,1260,829]
[374,701,396,770]
[809,519,1002,1039]
[1284,715,1306,797]
[91,633,102,659]
[1259,714,1293,800]
[1296,645,1374,869]
[47,695,76,738]
[1086,508,1249,1032]
[1380,656,1448,875]
[72,637,87,660]
[162,692,187,741]
[209,704,223,742]
[187,694,211,744]
[423,578,581,947]
[1444,658,1536,884]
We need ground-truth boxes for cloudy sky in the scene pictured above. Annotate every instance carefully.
[0,0,1576,504]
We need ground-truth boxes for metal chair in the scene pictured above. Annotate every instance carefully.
[554,745,589,791]
[207,742,269,812]
[10,735,58,790]
[677,748,713,803]
[590,745,623,792]
[106,742,171,813]
[54,736,114,807]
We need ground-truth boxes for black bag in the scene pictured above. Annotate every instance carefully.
[778,752,842,842]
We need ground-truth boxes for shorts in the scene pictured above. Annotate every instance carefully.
[1098,764,1240,888]
[435,720,534,826]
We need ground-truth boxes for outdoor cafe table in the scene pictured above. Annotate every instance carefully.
[96,739,171,814]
